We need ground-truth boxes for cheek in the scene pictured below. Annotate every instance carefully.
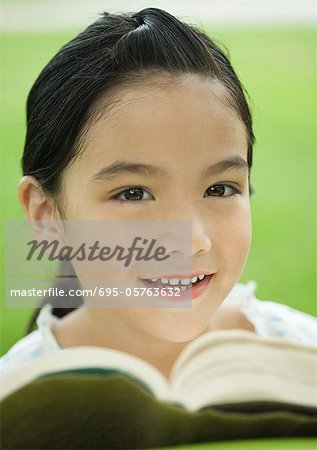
[213,200,252,269]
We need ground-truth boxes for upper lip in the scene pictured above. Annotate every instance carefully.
[140,272,214,279]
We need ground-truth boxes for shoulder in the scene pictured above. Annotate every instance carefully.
[210,281,258,332]
[224,281,317,346]
[0,304,61,375]
[0,330,46,375]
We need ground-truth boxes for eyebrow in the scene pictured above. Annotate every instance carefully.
[90,154,249,182]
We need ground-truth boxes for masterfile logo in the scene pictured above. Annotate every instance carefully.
[5,220,193,309]
[26,237,170,267]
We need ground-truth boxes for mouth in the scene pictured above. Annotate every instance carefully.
[139,273,214,300]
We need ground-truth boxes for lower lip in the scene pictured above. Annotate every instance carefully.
[139,274,214,302]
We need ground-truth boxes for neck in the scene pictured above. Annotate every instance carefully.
[52,306,189,378]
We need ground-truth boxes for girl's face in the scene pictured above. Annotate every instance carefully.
[59,74,252,342]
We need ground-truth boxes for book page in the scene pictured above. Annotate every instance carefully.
[0,346,168,401]
[168,329,317,411]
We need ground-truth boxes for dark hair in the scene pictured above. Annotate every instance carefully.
[23,7,255,333]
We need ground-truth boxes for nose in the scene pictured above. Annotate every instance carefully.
[191,217,212,256]
[159,215,212,260]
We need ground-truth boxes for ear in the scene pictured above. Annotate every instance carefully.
[18,176,63,242]
[18,176,56,221]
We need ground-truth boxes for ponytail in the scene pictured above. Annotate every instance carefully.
[26,261,83,334]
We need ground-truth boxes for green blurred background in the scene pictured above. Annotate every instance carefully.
[0,4,316,355]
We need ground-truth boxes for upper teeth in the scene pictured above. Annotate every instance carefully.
[150,275,206,286]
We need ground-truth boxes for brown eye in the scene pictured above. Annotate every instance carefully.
[112,187,153,202]
[205,184,240,197]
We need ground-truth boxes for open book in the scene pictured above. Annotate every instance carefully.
[1,329,316,415]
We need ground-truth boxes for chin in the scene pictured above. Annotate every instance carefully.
[153,315,210,344]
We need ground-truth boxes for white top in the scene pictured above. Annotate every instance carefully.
[1,280,316,375]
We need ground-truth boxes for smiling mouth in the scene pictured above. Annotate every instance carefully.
[140,274,212,292]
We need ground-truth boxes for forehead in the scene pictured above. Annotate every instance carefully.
[72,74,248,172]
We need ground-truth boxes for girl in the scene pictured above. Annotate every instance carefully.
[1,7,316,377]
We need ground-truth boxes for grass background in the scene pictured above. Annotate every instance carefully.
[0,25,316,355]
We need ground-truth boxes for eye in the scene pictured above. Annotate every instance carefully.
[111,187,154,202]
[204,184,241,198]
